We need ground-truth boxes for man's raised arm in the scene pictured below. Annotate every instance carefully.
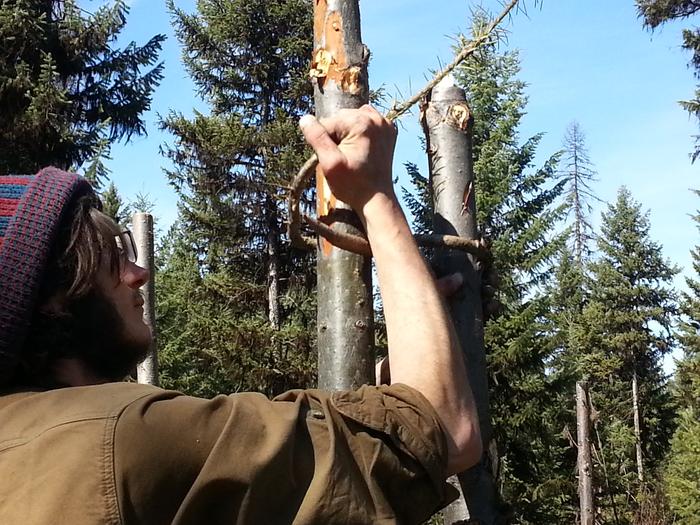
[300,105,482,474]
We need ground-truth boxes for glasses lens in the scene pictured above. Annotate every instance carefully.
[115,231,138,263]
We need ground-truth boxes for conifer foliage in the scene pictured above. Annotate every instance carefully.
[665,191,700,523]
[574,188,678,523]
[157,0,316,397]
[0,0,164,174]
[637,0,700,161]
[559,121,599,263]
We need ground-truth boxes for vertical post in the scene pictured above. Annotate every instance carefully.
[312,0,373,390]
[632,368,644,482]
[132,212,158,386]
[267,202,280,330]
[576,381,595,525]
[423,75,497,524]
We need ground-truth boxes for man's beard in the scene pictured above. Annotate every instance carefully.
[68,288,151,382]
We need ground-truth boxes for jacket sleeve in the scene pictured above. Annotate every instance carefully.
[113,383,457,525]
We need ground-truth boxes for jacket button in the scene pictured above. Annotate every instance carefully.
[309,409,325,420]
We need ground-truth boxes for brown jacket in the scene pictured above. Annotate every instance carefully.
[0,382,454,524]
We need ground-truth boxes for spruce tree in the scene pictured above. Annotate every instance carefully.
[548,122,600,524]
[157,0,316,396]
[580,187,678,523]
[559,121,599,263]
[675,192,700,408]
[0,0,164,175]
[665,190,700,523]
[101,182,128,225]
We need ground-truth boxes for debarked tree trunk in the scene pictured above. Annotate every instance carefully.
[422,75,498,525]
[312,0,374,390]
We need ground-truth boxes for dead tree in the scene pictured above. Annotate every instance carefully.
[632,367,644,482]
[132,212,158,386]
[266,199,280,330]
[422,75,498,525]
[576,381,594,525]
[312,0,373,390]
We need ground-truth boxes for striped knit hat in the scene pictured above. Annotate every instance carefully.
[0,167,94,384]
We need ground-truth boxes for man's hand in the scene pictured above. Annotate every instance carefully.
[299,105,397,213]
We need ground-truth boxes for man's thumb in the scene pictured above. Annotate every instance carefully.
[299,115,343,172]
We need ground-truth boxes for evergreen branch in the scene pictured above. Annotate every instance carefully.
[287,0,521,256]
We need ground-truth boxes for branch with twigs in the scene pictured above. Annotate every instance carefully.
[301,214,492,260]
[287,0,520,259]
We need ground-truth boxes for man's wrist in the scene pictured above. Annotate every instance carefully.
[360,192,402,226]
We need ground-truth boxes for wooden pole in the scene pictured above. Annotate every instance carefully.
[312,0,373,390]
[632,368,644,482]
[132,212,158,386]
[576,381,595,525]
[423,75,498,524]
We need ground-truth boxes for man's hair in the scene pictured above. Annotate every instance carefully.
[9,194,124,387]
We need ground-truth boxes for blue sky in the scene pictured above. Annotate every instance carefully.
[91,0,697,366]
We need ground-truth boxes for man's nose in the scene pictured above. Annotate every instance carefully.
[122,260,150,288]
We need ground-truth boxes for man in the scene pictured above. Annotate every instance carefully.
[0,106,481,524]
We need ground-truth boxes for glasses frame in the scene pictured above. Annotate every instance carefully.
[115,229,138,264]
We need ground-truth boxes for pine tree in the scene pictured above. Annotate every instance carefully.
[665,190,700,523]
[637,0,700,161]
[559,121,599,263]
[101,182,128,225]
[157,0,316,396]
[580,187,678,523]
[0,0,164,174]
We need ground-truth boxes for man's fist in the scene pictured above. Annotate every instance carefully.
[299,105,397,213]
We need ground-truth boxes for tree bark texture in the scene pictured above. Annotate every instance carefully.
[267,204,280,330]
[423,76,498,525]
[132,213,158,386]
[632,368,644,483]
[576,381,595,525]
[312,0,373,390]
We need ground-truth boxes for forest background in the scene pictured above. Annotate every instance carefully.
[104,0,696,330]
[2,0,699,523]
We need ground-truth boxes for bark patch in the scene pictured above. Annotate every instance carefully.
[310,9,348,91]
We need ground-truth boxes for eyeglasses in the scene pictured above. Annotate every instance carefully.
[114,230,138,264]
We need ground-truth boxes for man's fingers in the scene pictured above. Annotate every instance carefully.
[436,272,464,298]
[299,115,345,172]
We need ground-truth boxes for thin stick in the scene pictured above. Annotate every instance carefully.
[385,0,519,122]
[301,214,491,259]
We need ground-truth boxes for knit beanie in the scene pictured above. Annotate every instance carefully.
[0,167,94,384]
